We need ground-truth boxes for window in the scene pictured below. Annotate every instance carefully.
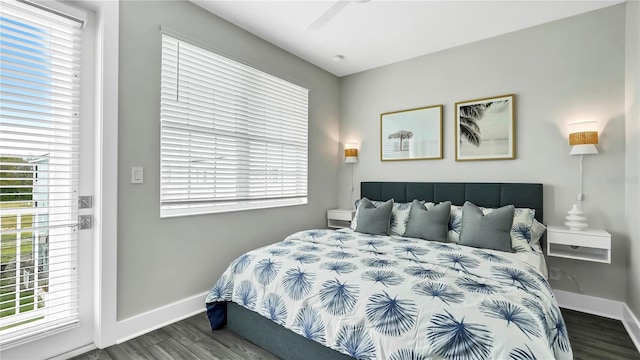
[160,34,309,217]
[0,0,84,346]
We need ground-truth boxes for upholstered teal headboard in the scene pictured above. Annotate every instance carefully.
[361,182,543,222]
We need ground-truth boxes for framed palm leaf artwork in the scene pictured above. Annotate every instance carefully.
[455,94,515,161]
[380,105,443,161]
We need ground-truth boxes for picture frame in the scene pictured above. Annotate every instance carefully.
[380,105,443,161]
[455,94,515,161]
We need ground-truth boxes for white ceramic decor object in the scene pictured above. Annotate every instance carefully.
[565,204,588,230]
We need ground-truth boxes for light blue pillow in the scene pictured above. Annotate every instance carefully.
[444,204,535,248]
[352,198,410,235]
[354,198,393,235]
[351,197,380,230]
[482,206,535,249]
[458,202,514,252]
[404,200,451,242]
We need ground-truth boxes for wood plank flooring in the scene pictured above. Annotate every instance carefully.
[70,314,279,360]
[72,308,639,360]
[562,308,640,360]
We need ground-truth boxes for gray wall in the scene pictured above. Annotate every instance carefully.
[626,0,640,317]
[339,5,627,301]
[118,0,340,319]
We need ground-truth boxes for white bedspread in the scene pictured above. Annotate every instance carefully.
[206,228,571,360]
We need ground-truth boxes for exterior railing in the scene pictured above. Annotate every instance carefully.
[0,207,48,324]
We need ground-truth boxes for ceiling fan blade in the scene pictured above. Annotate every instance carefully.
[307,0,350,31]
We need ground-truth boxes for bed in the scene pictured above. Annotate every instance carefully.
[205,182,571,360]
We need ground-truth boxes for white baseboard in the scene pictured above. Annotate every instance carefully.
[553,289,625,319]
[115,291,208,344]
[48,343,97,360]
[623,304,640,353]
[554,289,640,353]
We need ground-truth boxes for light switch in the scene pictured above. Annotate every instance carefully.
[131,166,143,184]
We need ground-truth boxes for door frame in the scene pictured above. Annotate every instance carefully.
[56,0,121,354]
[56,0,120,354]
[86,0,120,352]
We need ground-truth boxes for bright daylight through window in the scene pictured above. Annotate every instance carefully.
[160,34,309,217]
[0,0,84,347]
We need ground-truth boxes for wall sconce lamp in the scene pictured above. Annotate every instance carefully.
[565,121,599,230]
[344,142,358,207]
[345,142,358,163]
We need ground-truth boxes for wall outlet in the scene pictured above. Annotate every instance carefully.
[549,267,561,281]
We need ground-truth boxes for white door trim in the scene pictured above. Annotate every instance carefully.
[88,0,120,350]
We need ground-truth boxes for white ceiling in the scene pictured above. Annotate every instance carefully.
[190,0,623,77]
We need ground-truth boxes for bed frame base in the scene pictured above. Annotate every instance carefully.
[227,302,351,360]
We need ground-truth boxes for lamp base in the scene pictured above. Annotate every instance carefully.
[565,204,588,231]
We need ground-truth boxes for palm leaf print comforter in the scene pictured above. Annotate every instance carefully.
[206,229,572,360]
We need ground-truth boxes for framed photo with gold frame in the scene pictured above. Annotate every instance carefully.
[380,105,443,161]
[455,94,515,161]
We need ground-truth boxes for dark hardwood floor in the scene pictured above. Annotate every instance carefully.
[562,308,640,360]
[70,314,279,360]
[72,308,639,360]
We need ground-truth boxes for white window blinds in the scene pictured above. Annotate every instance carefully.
[160,34,309,217]
[0,0,83,347]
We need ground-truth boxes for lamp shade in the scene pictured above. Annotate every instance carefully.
[345,142,358,163]
[345,148,358,163]
[569,144,599,155]
[569,131,598,146]
[568,121,599,155]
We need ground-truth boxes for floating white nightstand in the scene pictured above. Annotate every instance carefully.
[546,226,611,263]
[327,209,354,229]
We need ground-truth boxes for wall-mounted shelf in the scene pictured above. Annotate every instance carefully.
[546,226,611,263]
[327,209,354,229]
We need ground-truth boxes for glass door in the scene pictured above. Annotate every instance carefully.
[0,1,95,357]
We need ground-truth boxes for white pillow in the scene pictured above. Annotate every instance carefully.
[447,204,463,243]
[389,201,414,235]
[530,219,547,246]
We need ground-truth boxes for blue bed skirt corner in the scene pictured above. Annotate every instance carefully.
[205,302,227,330]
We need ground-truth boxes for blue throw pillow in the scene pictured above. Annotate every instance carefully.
[458,202,514,252]
[404,200,451,242]
[354,198,393,235]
